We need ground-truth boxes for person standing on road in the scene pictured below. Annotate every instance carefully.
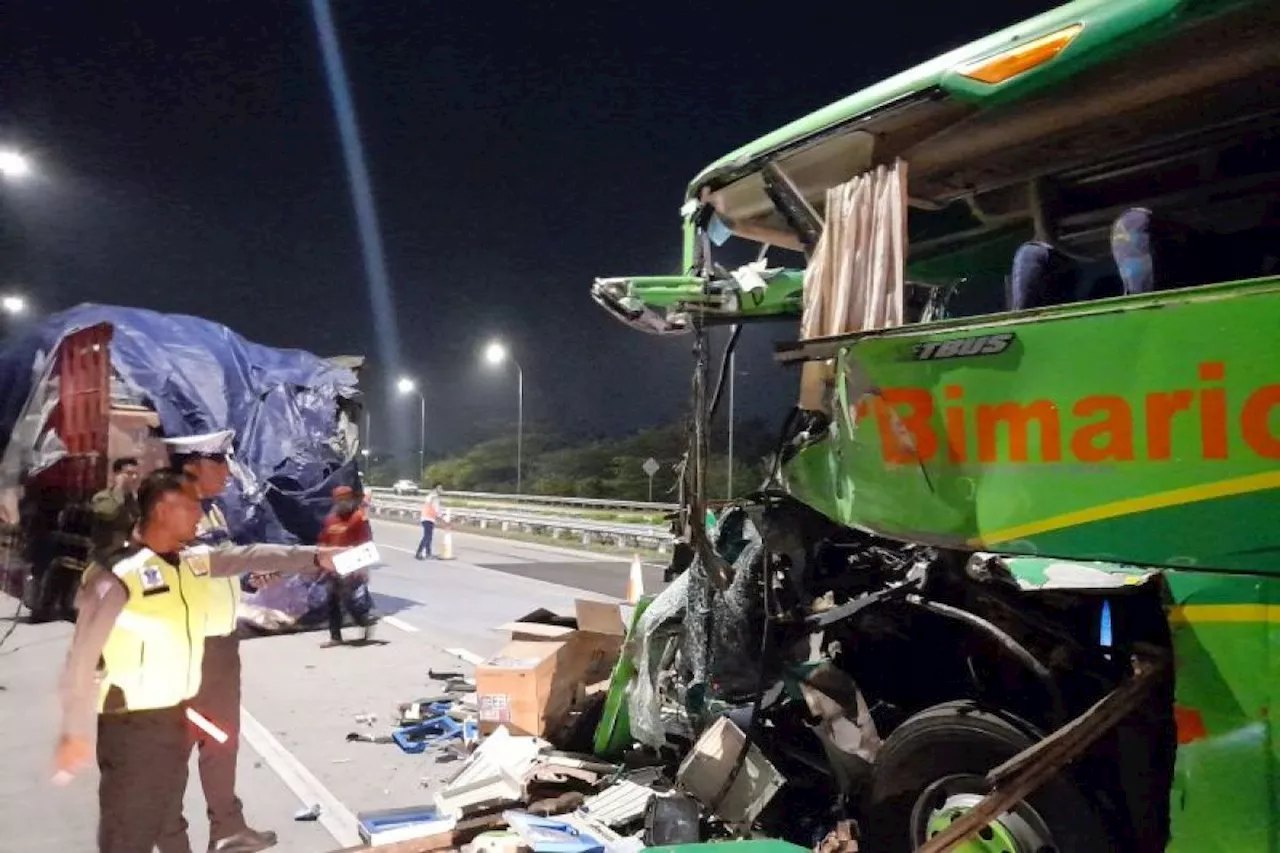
[54,469,341,853]
[415,485,443,560]
[89,457,141,566]
[319,485,376,646]
[163,429,280,853]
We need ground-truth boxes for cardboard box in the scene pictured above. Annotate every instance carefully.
[677,716,785,825]
[475,599,624,739]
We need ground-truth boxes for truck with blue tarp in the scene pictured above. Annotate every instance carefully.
[0,304,365,627]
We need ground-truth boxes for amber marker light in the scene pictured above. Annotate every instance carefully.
[957,24,1084,85]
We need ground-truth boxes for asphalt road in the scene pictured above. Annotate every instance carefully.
[0,519,668,853]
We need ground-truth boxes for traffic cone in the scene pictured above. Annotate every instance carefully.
[439,510,455,560]
[625,554,645,604]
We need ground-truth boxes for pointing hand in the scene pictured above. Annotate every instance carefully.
[315,547,343,575]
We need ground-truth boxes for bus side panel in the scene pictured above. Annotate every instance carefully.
[1163,571,1278,852]
[784,277,1280,574]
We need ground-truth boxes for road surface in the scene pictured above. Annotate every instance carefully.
[0,519,668,853]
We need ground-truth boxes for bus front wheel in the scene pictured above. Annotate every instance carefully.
[864,701,1121,853]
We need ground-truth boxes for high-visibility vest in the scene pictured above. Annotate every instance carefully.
[98,547,212,713]
[421,495,441,522]
[196,502,240,637]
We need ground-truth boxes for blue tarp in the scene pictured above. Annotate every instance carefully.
[0,304,364,626]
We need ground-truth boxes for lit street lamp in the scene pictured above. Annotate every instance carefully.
[0,150,32,181]
[1,295,27,316]
[397,376,425,483]
[483,341,524,495]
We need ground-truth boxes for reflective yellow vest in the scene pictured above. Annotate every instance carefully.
[197,503,240,637]
[98,547,212,713]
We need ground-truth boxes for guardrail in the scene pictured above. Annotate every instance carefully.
[368,493,675,551]
[368,486,677,514]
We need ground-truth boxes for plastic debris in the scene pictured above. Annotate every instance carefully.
[437,726,550,818]
[295,804,322,821]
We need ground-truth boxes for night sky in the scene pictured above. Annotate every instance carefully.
[2,1,1056,462]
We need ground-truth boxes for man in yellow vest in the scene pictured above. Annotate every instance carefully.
[53,468,341,853]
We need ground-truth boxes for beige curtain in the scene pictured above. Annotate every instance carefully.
[799,159,908,410]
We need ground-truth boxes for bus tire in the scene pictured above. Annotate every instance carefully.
[864,700,1121,853]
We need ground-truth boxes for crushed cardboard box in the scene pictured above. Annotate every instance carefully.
[476,599,625,740]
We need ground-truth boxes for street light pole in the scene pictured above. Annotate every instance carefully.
[396,377,426,483]
[415,392,425,481]
[515,362,524,496]
[483,340,525,496]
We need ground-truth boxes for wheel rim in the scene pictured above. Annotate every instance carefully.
[910,774,1058,853]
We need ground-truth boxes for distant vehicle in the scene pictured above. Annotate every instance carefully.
[392,479,420,495]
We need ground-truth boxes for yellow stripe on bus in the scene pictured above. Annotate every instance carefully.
[972,470,1280,548]
[1167,605,1279,625]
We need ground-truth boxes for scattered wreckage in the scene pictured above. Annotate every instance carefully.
[334,0,1280,848]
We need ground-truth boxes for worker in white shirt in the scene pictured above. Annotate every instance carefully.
[414,485,444,559]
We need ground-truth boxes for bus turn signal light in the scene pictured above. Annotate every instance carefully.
[957,24,1084,85]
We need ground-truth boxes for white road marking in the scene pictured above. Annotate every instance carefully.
[381,614,419,633]
[239,705,363,847]
[446,647,485,665]
[380,543,417,555]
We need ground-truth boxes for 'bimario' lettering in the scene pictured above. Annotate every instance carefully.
[854,363,1280,465]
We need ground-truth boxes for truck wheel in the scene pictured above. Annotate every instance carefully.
[864,701,1120,853]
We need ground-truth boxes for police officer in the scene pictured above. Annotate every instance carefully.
[164,430,284,852]
[53,468,341,853]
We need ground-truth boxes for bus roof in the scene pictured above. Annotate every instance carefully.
[686,0,1249,201]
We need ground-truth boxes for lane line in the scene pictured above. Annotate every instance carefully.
[239,705,363,848]
[447,647,485,665]
[380,543,417,555]
[381,614,419,633]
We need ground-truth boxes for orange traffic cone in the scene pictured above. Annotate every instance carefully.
[625,554,645,604]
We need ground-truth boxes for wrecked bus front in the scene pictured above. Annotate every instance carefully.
[592,0,1280,850]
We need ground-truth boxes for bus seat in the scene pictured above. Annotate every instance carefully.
[1112,207,1208,295]
[1008,241,1081,311]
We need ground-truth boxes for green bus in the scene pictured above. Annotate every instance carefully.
[593,1,1280,850]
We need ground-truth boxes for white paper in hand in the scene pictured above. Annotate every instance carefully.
[332,542,383,576]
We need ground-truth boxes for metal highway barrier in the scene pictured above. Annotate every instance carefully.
[368,486,677,514]
[368,493,675,550]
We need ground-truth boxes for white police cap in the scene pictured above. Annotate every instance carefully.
[162,429,236,457]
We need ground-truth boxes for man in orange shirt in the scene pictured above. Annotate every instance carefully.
[319,486,375,645]
[414,485,443,560]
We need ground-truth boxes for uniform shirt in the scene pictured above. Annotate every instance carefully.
[95,546,212,714]
[196,499,241,637]
[89,488,140,566]
[59,541,324,741]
